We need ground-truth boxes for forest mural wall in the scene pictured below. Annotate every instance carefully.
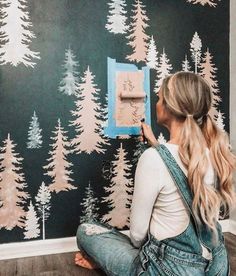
[0,0,229,244]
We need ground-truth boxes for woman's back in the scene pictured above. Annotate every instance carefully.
[130,143,215,244]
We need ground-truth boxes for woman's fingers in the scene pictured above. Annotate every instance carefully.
[141,123,149,144]
[141,122,151,139]
[140,122,157,146]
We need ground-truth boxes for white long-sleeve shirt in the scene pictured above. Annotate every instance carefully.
[130,143,215,249]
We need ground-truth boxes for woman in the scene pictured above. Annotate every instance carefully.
[75,72,235,275]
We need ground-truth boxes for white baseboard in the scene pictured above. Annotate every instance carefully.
[220,219,230,233]
[220,219,236,235]
[0,221,235,261]
[229,220,236,235]
[0,237,78,261]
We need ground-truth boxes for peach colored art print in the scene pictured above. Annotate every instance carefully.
[115,71,146,127]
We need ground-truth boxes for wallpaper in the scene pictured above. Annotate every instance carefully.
[0,0,229,244]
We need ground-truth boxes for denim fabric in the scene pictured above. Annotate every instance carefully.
[139,233,208,276]
[76,145,230,276]
[156,145,223,252]
[77,220,139,276]
[137,232,229,276]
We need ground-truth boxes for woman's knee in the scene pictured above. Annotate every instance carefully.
[77,223,86,237]
[76,223,88,249]
[76,222,112,249]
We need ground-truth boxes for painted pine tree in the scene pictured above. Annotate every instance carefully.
[24,201,40,239]
[190,32,202,73]
[100,94,109,129]
[59,47,79,96]
[200,48,221,119]
[35,182,51,240]
[133,137,147,164]
[182,55,192,72]
[187,0,219,7]
[154,48,173,93]
[103,143,133,228]
[44,119,77,193]
[0,0,40,67]
[27,111,43,149]
[158,132,167,144]
[126,0,150,63]
[216,110,225,132]
[105,0,128,34]
[80,182,99,223]
[0,134,29,230]
[146,35,158,69]
[70,66,110,154]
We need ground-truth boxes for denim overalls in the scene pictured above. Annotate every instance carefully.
[77,144,229,276]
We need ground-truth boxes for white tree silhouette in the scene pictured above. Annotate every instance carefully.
[146,35,158,69]
[35,182,51,240]
[103,143,133,228]
[0,134,29,230]
[216,110,225,132]
[70,66,110,154]
[126,0,150,62]
[27,111,43,149]
[105,0,128,34]
[133,137,147,164]
[154,48,173,93]
[187,0,219,7]
[190,32,202,73]
[182,55,192,72]
[200,48,221,119]
[0,0,40,67]
[80,182,99,223]
[44,119,77,193]
[24,201,40,239]
[158,132,167,144]
[59,47,79,96]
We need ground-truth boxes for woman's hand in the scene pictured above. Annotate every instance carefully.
[140,122,158,147]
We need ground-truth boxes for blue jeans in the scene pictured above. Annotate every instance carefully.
[76,221,139,276]
[76,221,229,276]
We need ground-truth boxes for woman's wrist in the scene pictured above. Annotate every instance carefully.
[149,138,158,147]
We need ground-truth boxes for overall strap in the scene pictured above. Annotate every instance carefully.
[155,144,216,251]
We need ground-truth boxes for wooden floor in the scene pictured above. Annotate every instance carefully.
[225,233,236,276]
[0,252,105,276]
[0,233,235,276]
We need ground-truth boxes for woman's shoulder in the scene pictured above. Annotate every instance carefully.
[138,144,182,171]
[141,144,179,158]
[140,146,161,159]
[138,146,168,169]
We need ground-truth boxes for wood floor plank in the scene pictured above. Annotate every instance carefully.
[0,252,105,276]
[225,233,236,275]
[0,232,235,275]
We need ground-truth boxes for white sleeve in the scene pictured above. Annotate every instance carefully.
[130,147,163,248]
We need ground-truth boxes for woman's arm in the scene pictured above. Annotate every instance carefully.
[130,148,163,248]
[140,122,158,147]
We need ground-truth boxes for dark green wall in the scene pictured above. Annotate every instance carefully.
[0,0,229,243]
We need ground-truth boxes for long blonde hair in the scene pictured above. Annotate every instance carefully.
[160,71,236,231]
